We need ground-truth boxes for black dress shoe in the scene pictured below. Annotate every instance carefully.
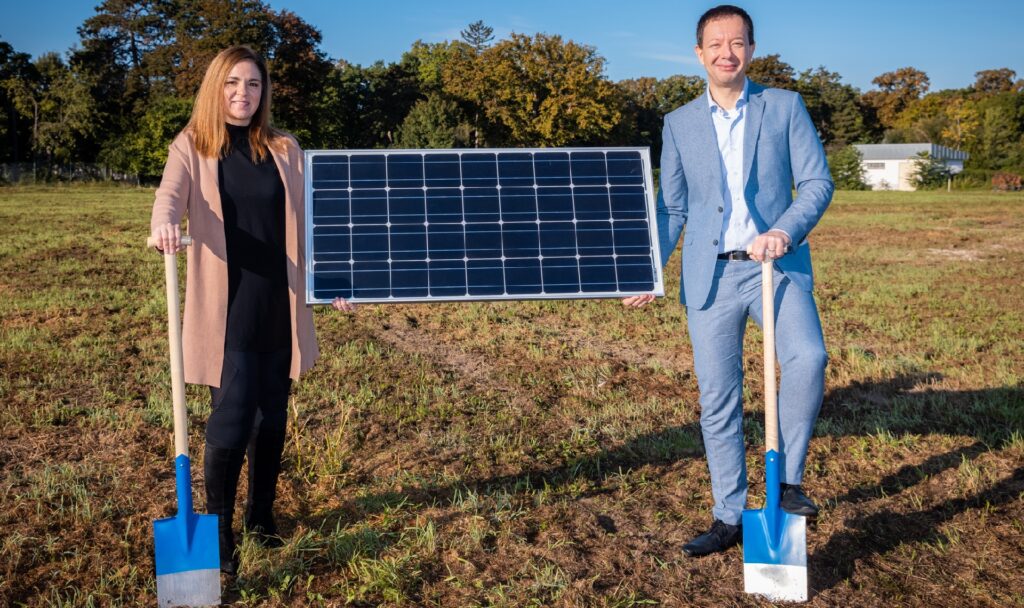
[682,520,742,557]
[781,483,819,517]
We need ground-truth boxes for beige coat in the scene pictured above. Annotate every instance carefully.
[150,130,319,387]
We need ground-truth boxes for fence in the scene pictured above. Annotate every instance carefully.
[0,163,140,184]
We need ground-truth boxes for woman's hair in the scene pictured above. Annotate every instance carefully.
[186,45,286,160]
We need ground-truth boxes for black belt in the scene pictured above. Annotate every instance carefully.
[717,250,752,261]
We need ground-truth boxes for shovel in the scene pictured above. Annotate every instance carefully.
[149,235,221,607]
[742,259,808,602]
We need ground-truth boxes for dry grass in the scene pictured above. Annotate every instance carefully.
[1,185,1022,607]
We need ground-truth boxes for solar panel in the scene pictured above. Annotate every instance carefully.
[305,148,664,304]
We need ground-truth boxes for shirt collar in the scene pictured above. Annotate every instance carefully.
[707,78,750,114]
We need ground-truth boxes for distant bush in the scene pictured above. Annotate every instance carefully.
[992,171,1022,191]
[911,152,949,190]
[956,168,997,188]
[827,145,869,190]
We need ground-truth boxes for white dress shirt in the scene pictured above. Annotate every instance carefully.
[707,79,759,253]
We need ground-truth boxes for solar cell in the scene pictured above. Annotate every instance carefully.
[305,148,664,304]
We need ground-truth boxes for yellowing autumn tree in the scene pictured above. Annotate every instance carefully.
[443,33,623,147]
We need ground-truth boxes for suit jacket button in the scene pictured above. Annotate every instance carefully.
[718,206,724,212]
[712,239,719,246]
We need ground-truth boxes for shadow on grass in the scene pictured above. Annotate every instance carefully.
[310,370,1022,596]
[808,372,1023,594]
[339,370,1021,506]
[811,465,1024,595]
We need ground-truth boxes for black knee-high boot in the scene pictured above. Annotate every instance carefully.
[204,443,246,575]
[244,426,286,547]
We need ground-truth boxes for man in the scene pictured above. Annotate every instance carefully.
[624,5,832,557]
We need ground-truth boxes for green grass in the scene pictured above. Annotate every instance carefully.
[1,184,1022,606]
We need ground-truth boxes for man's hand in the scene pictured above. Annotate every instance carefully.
[746,230,791,262]
[622,294,656,308]
[332,298,357,313]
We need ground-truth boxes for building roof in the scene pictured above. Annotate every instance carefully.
[854,143,969,161]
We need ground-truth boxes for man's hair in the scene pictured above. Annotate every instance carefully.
[696,5,755,47]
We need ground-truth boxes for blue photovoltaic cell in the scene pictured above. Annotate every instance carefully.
[307,148,662,303]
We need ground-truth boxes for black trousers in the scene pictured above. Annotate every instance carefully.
[207,348,292,450]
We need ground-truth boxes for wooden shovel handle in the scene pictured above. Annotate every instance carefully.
[762,260,778,453]
[149,235,192,459]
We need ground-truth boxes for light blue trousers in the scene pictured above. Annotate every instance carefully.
[686,259,827,525]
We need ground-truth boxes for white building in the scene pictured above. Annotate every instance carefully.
[853,143,969,191]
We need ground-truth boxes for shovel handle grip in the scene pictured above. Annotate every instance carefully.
[762,260,778,453]
[147,235,193,249]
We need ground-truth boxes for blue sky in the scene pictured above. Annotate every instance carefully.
[2,0,1022,92]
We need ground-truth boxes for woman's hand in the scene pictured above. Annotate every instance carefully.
[332,298,357,313]
[150,223,185,253]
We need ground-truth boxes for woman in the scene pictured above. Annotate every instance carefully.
[150,46,355,575]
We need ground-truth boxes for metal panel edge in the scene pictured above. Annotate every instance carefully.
[305,291,658,305]
[305,147,653,156]
[305,150,316,305]
[639,148,665,297]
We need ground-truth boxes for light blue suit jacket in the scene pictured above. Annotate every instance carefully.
[658,80,833,309]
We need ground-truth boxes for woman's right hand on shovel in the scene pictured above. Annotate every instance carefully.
[151,223,185,253]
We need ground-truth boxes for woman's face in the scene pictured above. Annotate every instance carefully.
[223,60,262,126]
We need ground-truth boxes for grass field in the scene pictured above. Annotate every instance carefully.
[0,185,1022,607]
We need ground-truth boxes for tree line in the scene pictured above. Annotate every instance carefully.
[1,0,1022,186]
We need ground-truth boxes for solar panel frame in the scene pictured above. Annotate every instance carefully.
[305,147,664,305]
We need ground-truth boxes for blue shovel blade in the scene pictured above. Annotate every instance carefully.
[153,511,220,576]
[153,454,221,606]
[154,511,221,607]
[742,507,808,601]
[742,450,808,602]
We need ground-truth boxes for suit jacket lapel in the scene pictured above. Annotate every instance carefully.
[688,102,725,204]
[742,84,764,191]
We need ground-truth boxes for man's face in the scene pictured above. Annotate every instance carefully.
[695,15,754,89]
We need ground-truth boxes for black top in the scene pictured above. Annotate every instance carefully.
[219,123,291,351]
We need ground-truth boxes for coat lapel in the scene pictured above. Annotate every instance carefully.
[742,83,764,190]
[688,102,725,202]
[201,153,223,222]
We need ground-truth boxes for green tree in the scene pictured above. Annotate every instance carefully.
[315,59,420,149]
[443,33,623,146]
[460,20,494,52]
[4,53,97,164]
[890,92,952,143]
[747,54,796,90]
[403,40,473,92]
[910,151,948,189]
[102,94,192,177]
[796,67,865,146]
[614,74,704,161]
[973,102,1020,169]
[264,9,332,144]
[395,92,471,148]
[941,97,980,151]
[0,39,36,162]
[77,0,168,98]
[655,74,705,113]
[827,145,868,190]
[76,0,332,162]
